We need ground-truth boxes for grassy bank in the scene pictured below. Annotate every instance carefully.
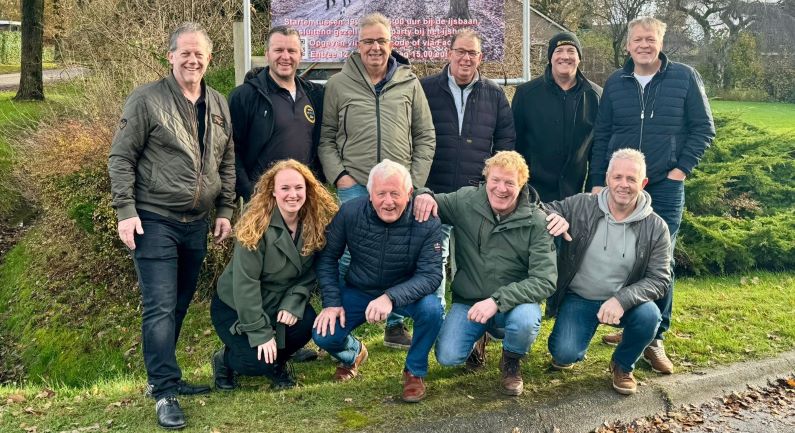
[0,272,792,433]
[710,100,795,133]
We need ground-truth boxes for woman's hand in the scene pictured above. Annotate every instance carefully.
[277,310,298,326]
[257,338,278,364]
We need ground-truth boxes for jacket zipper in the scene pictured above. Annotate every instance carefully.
[379,227,389,288]
[340,105,349,160]
[376,91,382,162]
[188,101,205,215]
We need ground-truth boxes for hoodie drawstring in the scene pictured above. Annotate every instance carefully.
[603,212,628,258]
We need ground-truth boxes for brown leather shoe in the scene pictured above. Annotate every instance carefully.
[609,361,637,395]
[499,350,524,396]
[384,324,412,349]
[333,341,368,381]
[602,331,623,346]
[465,335,488,372]
[643,339,674,374]
[401,370,426,403]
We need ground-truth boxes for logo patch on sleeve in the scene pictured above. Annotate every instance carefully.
[304,105,316,123]
[211,114,226,128]
[119,118,128,130]
[434,242,442,253]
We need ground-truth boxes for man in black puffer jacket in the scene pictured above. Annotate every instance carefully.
[228,26,325,201]
[313,160,443,404]
[589,17,715,375]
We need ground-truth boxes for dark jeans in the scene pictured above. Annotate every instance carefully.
[548,293,661,371]
[645,178,685,340]
[133,210,208,400]
[210,294,316,376]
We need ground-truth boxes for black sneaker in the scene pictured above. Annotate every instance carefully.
[155,396,186,430]
[212,347,236,390]
[290,347,319,363]
[384,324,412,350]
[270,361,297,389]
[175,380,210,396]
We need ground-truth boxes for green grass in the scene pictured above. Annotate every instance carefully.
[0,84,80,221]
[710,100,795,134]
[0,63,60,74]
[0,271,792,433]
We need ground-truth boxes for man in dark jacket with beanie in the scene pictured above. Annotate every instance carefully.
[590,17,715,374]
[512,31,602,203]
[228,26,325,201]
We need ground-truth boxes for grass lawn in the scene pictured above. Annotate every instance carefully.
[0,63,60,74]
[0,85,80,220]
[710,100,795,134]
[0,271,792,433]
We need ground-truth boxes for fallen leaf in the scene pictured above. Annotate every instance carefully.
[344,398,352,403]
[7,394,26,404]
[203,329,212,336]
[785,378,795,388]
[466,394,474,399]
[198,399,206,407]
[35,389,55,399]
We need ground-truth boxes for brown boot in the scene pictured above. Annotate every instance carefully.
[643,339,674,374]
[384,324,412,349]
[401,370,426,403]
[334,341,368,381]
[609,361,637,395]
[499,350,524,396]
[465,335,487,372]
[602,331,623,346]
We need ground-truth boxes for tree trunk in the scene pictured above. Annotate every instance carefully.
[15,0,45,101]
[448,0,471,19]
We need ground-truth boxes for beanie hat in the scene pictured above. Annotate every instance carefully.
[547,32,582,62]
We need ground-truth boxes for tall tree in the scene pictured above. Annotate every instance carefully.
[15,0,45,101]
[592,0,655,67]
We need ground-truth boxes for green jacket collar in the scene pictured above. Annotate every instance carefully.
[269,208,304,271]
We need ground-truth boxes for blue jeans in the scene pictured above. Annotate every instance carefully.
[645,177,684,340]
[133,210,208,399]
[435,302,542,365]
[312,286,443,377]
[548,293,661,372]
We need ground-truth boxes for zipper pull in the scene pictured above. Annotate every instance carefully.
[641,111,645,120]
[650,111,654,119]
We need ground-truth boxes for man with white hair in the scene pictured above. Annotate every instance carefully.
[313,160,443,403]
[546,148,672,395]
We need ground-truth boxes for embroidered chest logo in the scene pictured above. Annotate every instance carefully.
[304,105,315,124]
[211,114,226,128]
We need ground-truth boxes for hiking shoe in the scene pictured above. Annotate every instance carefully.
[602,331,623,346]
[290,347,319,363]
[334,341,368,381]
[384,324,412,349]
[155,396,186,430]
[465,335,487,372]
[270,361,297,389]
[643,339,674,374]
[609,361,637,395]
[550,359,574,371]
[499,350,524,396]
[212,347,236,390]
[401,370,426,403]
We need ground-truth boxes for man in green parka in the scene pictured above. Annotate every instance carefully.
[413,151,558,396]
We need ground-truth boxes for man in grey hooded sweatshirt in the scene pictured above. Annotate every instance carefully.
[544,148,671,395]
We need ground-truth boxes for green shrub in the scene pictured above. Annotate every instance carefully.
[0,31,21,64]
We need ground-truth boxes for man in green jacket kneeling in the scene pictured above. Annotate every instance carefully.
[413,151,558,396]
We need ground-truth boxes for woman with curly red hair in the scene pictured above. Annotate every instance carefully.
[210,159,338,389]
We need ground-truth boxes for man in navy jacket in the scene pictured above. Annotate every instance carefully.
[313,160,443,403]
[590,17,715,374]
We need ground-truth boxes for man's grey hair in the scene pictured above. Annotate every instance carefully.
[449,29,482,51]
[359,12,391,35]
[607,148,647,180]
[367,159,412,193]
[267,25,301,48]
[168,22,213,53]
[627,16,667,42]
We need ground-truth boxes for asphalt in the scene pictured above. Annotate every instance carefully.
[0,66,87,90]
[370,351,795,433]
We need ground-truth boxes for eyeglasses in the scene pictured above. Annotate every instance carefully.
[451,48,481,58]
[359,38,390,46]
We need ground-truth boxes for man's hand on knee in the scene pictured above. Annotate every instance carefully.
[467,298,498,324]
[597,297,624,325]
[117,217,143,250]
[313,306,346,337]
[365,294,393,323]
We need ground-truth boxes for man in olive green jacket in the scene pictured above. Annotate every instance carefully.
[318,12,436,348]
[108,23,235,430]
[413,151,558,396]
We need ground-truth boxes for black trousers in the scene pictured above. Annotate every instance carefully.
[210,293,316,376]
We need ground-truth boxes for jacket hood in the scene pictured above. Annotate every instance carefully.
[244,66,270,93]
[596,188,653,257]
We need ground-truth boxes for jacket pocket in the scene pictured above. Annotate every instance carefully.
[148,161,161,192]
[339,105,349,160]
